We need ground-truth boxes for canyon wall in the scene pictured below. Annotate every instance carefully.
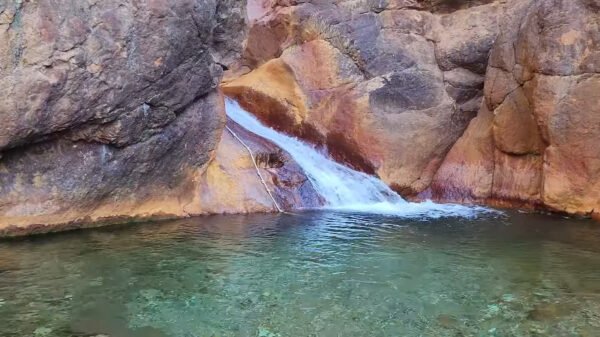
[0,0,319,236]
[224,0,506,195]
[1,0,599,235]
[426,0,600,217]
[225,0,600,218]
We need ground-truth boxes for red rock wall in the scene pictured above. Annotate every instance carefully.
[426,0,600,217]
[229,0,600,218]
[225,0,506,197]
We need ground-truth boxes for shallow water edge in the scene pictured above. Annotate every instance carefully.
[2,210,600,336]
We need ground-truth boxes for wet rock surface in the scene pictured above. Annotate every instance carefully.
[228,0,600,217]
[195,118,323,214]
[224,0,507,198]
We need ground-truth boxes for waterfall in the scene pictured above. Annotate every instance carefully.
[225,99,490,218]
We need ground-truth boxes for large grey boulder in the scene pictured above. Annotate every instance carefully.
[0,0,246,234]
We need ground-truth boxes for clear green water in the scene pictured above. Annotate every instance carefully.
[1,211,600,337]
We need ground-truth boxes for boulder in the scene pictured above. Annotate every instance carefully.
[0,0,248,235]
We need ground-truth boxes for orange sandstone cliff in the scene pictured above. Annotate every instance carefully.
[224,0,600,218]
[1,0,600,236]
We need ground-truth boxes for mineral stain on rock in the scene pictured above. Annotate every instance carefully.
[1,0,600,234]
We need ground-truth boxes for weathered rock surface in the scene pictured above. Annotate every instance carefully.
[228,0,600,218]
[426,0,600,216]
[0,91,223,236]
[0,0,251,235]
[3,0,600,235]
[224,0,507,197]
[196,118,323,214]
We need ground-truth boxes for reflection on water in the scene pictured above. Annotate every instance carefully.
[1,211,600,337]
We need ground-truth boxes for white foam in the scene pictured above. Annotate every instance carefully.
[225,99,495,218]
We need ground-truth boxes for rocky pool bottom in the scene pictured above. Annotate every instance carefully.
[1,211,600,337]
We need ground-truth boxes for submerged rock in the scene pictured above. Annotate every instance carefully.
[436,314,459,329]
[527,302,577,322]
[258,325,281,337]
[33,327,53,337]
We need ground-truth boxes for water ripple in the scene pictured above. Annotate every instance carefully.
[0,211,599,337]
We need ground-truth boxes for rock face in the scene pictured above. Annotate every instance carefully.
[196,118,323,214]
[0,0,251,235]
[2,0,599,235]
[426,0,600,217]
[0,0,241,152]
[224,0,507,197]
[227,0,600,218]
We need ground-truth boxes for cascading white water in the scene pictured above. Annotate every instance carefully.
[225,99,490,218]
